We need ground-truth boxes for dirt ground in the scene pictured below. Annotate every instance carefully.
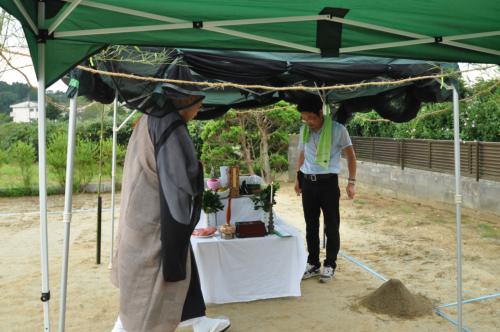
[0,181,499,332]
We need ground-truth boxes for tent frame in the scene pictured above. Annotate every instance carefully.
[52,1,500,56]
[451,85,463,332]
[10,0,493,331]
[58,93,78,332]
[34,2,50,332]
[108,94,137,268]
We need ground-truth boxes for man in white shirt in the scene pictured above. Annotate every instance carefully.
[294,95,357,283]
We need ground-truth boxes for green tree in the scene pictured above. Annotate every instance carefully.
[0,90,18,115]
[46,102,63,120]
[0,112,11,124]
[200,117,240,173]
[200,101,301,181]
[9,141,36,188]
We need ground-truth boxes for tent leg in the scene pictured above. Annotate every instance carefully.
[58,94,78,332]
[452,85,463,331]
[109,91,118,268]
[37,2,50,331]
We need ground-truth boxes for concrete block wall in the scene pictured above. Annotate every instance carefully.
[288,134,500,216]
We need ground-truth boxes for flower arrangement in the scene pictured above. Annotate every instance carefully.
[250,182,280,213]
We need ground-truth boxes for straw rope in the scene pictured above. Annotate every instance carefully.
[76,64,487,92]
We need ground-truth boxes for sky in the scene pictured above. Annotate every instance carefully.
[0,51,67,91]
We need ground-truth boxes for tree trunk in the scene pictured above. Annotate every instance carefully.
[255,113,271,182]
[236,114,255,175]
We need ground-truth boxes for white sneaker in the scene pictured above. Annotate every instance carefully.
[319,266,335,283]
[193,316,231,332]
[111,317,127,332]
[177,317,202,328]
[302,263,321,280]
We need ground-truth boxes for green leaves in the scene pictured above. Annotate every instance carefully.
[202,189,224,214]
[47,131,69,189]
[347,78,500,142]
[199,101,301,177]
[250,182,280,213]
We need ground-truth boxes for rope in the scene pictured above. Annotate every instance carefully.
[77,64,471,92]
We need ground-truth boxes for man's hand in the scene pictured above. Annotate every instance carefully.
[346,183,355,199]
[294,181,302,196]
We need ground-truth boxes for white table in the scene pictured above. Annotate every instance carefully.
[191,219,307,304]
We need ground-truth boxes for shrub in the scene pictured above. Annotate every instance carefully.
[0,122,38,152]
[346,79,500,142]
[99,138,126,182]
[75,139,97,192]
[9,141,36,189]
[0,186,63,198]
[47,131,69,189]
[102,138,125,174]
[0,148,7,168]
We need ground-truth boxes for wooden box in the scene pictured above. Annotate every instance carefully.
[235,221,267,238]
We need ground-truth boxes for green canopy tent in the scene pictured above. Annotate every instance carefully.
[0,1,498,331]
[1,0,499,86]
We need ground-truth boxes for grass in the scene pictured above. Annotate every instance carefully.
[399,205,415,214]
[0,164,29,187]
[358,214,377,225]
[432,217,448,224]
[478,223,500,239]
[0,163,61,188]
[353,199,367,205]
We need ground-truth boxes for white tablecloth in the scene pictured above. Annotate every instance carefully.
[199,195,274,227]
[191,218,307,304]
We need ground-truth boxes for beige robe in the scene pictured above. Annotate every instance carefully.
[111,116,192,332]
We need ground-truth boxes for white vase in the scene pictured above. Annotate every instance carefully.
[207,213,218,227]
[219,166,229,187]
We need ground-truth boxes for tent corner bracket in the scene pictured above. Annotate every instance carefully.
[434,36,443,43]
[37,29,54,43]
[193,21,203,29]
[40,291,51,302]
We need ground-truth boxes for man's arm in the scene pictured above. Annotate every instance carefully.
[294,150,305,195]
[343,145,357,199]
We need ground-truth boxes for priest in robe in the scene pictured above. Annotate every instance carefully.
[111,78,231,332]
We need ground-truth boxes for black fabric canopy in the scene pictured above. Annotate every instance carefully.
[71,47,457,123]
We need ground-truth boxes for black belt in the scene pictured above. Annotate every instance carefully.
[302,173,337,182]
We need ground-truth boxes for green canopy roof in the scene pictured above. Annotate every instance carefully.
[1,0,499,86]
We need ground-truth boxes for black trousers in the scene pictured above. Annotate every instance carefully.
[300,173,340,269]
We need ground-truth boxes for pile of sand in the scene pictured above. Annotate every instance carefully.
[360,279,433,318]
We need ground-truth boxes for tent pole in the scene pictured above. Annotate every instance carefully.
[452,85,463,331]
[117,109,137,132]
[37,1,50,331]
[58,94,78,332]
[12,0,38,34]
[109,91,118,268]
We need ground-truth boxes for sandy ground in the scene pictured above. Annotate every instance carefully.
[1,181,499,332]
